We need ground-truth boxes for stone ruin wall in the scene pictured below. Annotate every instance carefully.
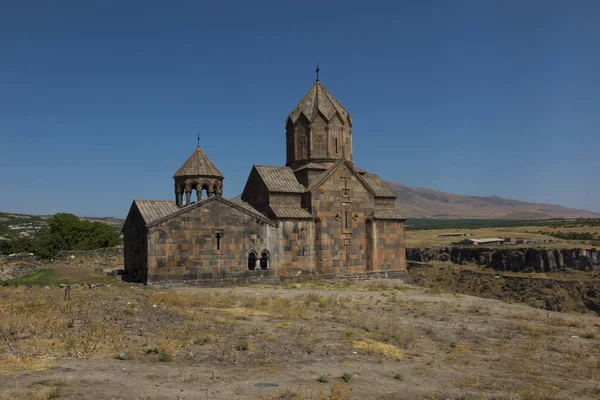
[407,247,600,272]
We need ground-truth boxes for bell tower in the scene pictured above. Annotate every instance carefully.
[173,139,224,207]
[285,68,353,170]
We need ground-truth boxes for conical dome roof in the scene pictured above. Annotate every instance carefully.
[288,81,351,126]
[173,145,224,179]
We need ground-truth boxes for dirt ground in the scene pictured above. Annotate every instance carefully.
[1,275,600,400]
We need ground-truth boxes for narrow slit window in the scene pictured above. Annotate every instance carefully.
[215,233,222,250]
[345,210,349,229]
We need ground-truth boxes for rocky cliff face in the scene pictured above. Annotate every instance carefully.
[407,247,600,272]
[408,263,600,314]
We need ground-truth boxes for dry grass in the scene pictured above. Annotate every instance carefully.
[352,339,404,359]
[1,281,600,399]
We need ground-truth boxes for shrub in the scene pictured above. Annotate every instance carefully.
[115,352,133,361]
[340,373,352,382]
[393,373,403,381]
[317,375,329,383]
[158,351,172,362]
[146,343,159,354]
[236,339,249,351]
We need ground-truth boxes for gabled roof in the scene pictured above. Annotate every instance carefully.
[134,200,179,225]
[307,160,379,199]
[235,200,267,215]
[288,81,351,126]
[253,165,305,194]
[307,159,346,192]
[362,173,397,198]
[268,205,313,220]
[173,146,224,178]
[353,166,367,175]
[372,207,407,221]
[293,163,329,172]
[148,196,276,228]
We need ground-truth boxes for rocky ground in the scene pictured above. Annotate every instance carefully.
[408,262,600,315]
[1,279,600,400]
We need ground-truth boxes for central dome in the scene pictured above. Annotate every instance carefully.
[285,80,353,170]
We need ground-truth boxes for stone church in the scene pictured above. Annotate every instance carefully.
[123,75,407,284]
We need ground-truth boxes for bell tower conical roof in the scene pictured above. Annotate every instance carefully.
[173,143,224,207]
[173,145,224,179]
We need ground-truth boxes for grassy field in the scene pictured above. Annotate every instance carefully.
[1,267,118,287]
[1,275,599,399]
[406,224,600,249]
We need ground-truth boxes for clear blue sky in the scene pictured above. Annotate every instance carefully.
[1,1,599,217]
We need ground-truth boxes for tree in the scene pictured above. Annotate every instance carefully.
[2,213,123,259]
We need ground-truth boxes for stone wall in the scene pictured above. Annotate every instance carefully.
[147,200,278,283]
[373,220,406,271]
[278,220,315,275]
[240,168,270,214]
[310,164,373,274]
[407,247,600,272]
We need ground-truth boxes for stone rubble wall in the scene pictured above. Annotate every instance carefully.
[406,247,600,272]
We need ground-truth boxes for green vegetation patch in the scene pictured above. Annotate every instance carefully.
[1,269,72,287]
[405,218,600,231]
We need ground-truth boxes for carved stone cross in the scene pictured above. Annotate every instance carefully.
[340,170,351,189]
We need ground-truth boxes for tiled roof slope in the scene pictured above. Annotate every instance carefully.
[362,173,396,198]
[148,196,276,228]
[288,81,351,125]
[293,163,329,171]
[254,165,305,193]
[173,146,224,178]
[372,207,407,221]
[234,200,267,215]
[135,200,179,225]
[268,205,313,219]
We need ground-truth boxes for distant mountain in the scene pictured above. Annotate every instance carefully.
[385,182,600,220]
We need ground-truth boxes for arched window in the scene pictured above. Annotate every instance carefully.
[260,251,270,270]
[248,251,258,270]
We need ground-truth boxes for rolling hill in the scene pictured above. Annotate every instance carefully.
[385,182,600,219]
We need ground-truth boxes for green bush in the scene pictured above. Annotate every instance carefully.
[158,351,172,362]
[236,339,249,351]
[0,236,36,255]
